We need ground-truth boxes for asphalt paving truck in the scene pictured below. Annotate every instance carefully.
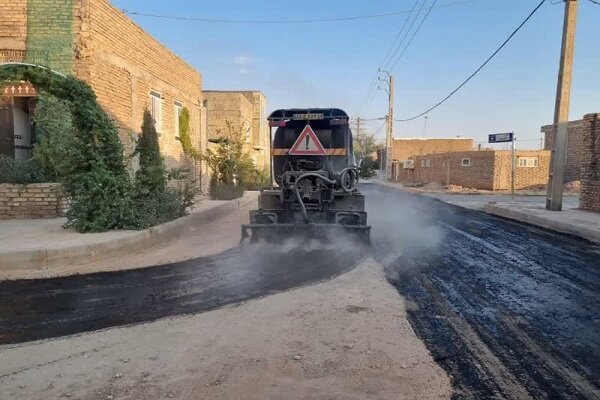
[241,108,370,243]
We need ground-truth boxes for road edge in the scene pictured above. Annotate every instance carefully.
[372,180,599,245]
[0,192,258,273]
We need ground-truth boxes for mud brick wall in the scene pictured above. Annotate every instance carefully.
[580,113,600,212]
[0,183,67,219]
[542,119,587,182]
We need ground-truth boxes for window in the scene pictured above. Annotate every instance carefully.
[403,160,414,169]
[426,159,431,168]
[461,158,471,167]
[420,159,426,168]
[174,101,183,138]
[518,156,539,168]
[149,90,162,134]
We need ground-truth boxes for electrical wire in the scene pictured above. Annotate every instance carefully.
[387,0,438,71]
[381,0,424,69]
[395,0,547,122]
[356,0,421,116]
[122,0,474,25]
[588,0,600,6]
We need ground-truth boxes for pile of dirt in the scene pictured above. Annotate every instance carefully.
[447,184,479,193]
[564,180,581,193]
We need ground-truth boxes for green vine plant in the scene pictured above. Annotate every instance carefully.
[0,65,194,232]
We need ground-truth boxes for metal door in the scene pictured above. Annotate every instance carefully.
[0,97,14,158]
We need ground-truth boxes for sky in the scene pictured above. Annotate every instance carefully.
[112,0,599,149]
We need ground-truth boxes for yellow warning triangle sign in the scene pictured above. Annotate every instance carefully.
[289,125,327,155]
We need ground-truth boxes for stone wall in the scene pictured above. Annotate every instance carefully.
[580,113,600,212]
[392,138,474,162]
[0,183,67,219]
[393,150,550,191]
[542,118,586,182]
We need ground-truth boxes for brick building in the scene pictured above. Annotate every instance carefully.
[542,119,587,182]
[392,137,474,162]
[203,90,270,172]
[0,0,206,179]
[578,113,599,212]
[393,150,551,191]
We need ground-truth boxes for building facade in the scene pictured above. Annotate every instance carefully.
[203,90,270,172]
[542,119,587,182]
[0,0,206,178]
[392,137,474,162]
[578,113,599,212]
[393,150,551,191]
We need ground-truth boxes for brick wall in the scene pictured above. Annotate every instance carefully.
[73,0,203,172]
[580,113,600,212]
[494,150,551,190]
[392,138,474,162]
[0,0,205,179]
[0,183,67,219]
[0,0,27,53]
[542,119,586,182]
[394,150,550,191]
[26,0,75,71]
[204,90,270,171]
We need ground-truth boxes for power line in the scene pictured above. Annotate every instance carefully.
[357,0,473,116]
[589,0,600,6]
[381,0,424,69]
[388,0,438,71]
[122,0,474,25]
[395,0,547,122]
[356,0,421,116]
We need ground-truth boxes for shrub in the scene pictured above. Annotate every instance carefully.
[0,65,197,232]
[0,156,47,184]
[359,156,378,179]
[32,94,76,181]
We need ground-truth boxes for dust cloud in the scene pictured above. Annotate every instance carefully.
[363,182,444,280]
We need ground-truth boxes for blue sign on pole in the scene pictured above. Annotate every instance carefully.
[488,132,514,143]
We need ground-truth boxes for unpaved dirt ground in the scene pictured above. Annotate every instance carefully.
[1,205,249,280]
[0,259,451,400]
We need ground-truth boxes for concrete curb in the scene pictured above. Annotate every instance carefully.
[483,204,600,245]
[0,192,258,271]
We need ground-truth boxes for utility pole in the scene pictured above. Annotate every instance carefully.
[546,0,578,211]
[423,115,428,138]
[378,70,394,179]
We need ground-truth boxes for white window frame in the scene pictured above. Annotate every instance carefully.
[518,157,539,168]
[425,159,431,168]
[420,159,426,168]
[149,90,162,135]
[461,158,471,167]
[403,160,414,169]
[174,100,183,139]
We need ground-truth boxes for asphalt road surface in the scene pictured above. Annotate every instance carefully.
[363,183,600,400]
[0,246,365,345]
[1,183,599,399]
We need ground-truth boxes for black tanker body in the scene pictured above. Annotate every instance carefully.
[241,108,370,243]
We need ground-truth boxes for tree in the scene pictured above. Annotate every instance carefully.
[353,131,381,178]
[353,132,379,160]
